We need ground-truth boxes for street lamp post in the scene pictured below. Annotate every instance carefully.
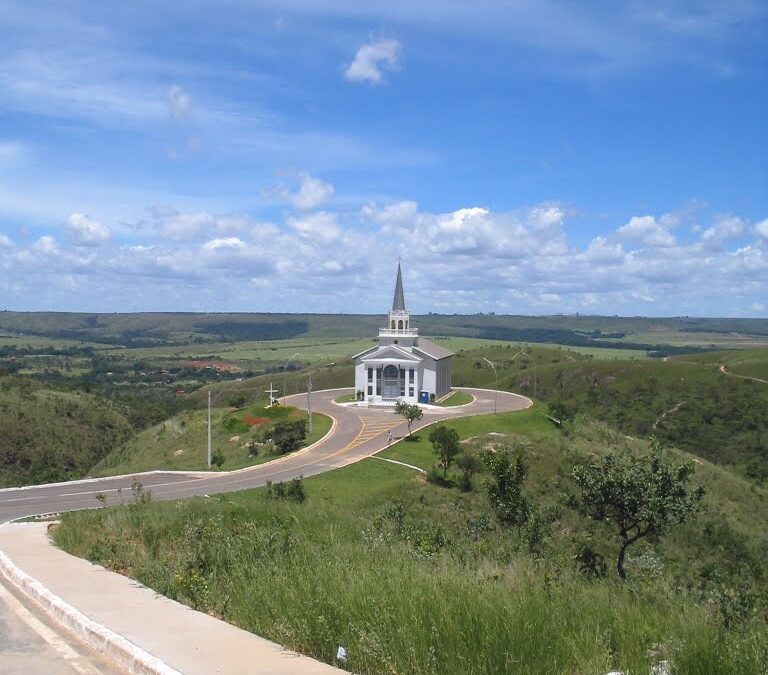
[483,357,498,414]
[283,352,301,404]
[307,362,335,434]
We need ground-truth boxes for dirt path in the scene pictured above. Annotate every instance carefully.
[652,401,686,430]
[719,364,768,385]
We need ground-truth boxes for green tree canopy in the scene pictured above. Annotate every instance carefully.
[429,426,461,477]
[570,437,705,579]
[394,401,423,436]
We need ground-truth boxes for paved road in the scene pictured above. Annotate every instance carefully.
[0,387,530,673]
[0,387,531,524]
[0,574,123,675]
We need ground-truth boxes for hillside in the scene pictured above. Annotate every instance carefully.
[54,410,768,674]
[0,378,133,487]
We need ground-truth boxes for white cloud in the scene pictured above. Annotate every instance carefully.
[202,237,245,251]
[67,213,111,246]
[584,236,624,264]
[31,235,57,255]
[344,39,401,84]
[282,172,335,211]
[167,84,190,119]
[617,215,676,248]
[0,234,13,248]
[755,218,768,239]
[160,212,215,240]
[287,211,341,242]
[361,200,419,228]
[699,214,744,248]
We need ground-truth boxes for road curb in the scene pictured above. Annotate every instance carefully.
[0,524,182,675]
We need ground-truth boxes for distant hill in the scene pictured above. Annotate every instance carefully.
[1,311,767,351]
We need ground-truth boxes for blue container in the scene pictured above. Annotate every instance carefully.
[419,390,430,404]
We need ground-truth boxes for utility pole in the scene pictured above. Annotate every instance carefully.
[483,357,498,414]
[207,389,212,468]
[307,372,313,434]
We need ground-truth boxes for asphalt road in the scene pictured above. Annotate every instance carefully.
[0,387,531,524]
[0,387,531,674]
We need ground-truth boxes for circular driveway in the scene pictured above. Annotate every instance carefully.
[0,388,532,523]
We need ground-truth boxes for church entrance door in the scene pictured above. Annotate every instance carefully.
[382,365,400,400]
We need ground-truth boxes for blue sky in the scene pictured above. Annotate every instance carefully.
[1,0,766,316]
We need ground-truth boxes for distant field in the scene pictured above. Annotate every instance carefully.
[671,347,768,382]
[616,330,768,349]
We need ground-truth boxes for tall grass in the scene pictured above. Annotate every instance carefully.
[54,489,767,674]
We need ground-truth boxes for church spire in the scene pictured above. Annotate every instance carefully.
[392,261,406,311]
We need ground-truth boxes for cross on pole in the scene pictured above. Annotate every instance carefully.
[265,382,279,406]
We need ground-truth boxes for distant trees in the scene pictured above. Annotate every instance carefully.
[429,426,460,477]
[394,401,423,437]
[570,438,705,579]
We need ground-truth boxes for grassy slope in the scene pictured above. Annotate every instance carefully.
[672,347,768,381]
[54,408,767,674]
[94,403,332,475]
[0,379,133,487]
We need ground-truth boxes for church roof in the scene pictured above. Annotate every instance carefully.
[392,262,406,311]
[413,338,454,360]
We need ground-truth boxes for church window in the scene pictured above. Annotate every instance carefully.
[391,320,395,329]
[398,319,403,329]
[409,386,414,397]
[367,367,373,382]
[399,367,406,397]
[376,368,383,396]
[368,385,373,396]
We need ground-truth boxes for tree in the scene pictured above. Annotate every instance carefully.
[270,418,308,455]
[481,448,532,533]
[570,438,705,579]
[429,426,460,477]
[548,400,574,432]
[456,452,480,492]
[394,401,423,437]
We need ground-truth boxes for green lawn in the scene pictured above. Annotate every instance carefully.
[435,389,474,406]
[93,404,332,475]
[55,407,768,674]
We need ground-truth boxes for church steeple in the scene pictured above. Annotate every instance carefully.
[392,261,406,311]
[381,261,417,342]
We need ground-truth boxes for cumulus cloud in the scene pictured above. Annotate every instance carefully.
[345,39,401,84]
[699,214,744,248]
[755,218,768,239]
[281,172,335,211]
[2,200,767,316]
[617,215,676,248]
[202,237,246,251]
[287,211,341,242]
[67,213,111,246]
[167,85,191,118]
[160,212,215,240]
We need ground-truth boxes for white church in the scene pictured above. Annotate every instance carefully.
[353,264,453,405]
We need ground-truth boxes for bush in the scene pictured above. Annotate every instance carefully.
[265,476,306,503]
[211,448,225,468]
[271,418,308,454]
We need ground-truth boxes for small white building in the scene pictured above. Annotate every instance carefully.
[353,264,453,404]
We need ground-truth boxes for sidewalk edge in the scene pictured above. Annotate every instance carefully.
[0,523,183,675]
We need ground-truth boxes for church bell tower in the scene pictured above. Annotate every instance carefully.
[380,262,418,347]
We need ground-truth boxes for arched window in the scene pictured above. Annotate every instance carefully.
[391,319,396,329]
[398,319,403,329]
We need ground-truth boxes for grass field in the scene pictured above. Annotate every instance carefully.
[54,409,768,674]
[671,347,768,382]
[94,404,332,475]
[435,390,474,406]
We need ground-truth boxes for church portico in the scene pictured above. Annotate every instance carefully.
[354,263,453,405]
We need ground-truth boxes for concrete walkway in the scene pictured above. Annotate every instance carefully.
[0,522,343,675]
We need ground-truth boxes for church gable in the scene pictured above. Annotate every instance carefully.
[359,344,422,363]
